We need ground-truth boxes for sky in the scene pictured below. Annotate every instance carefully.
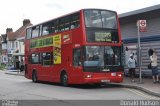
[0,0,160,34]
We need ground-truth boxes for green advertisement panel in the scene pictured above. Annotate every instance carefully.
[30,36,53,48]
[30,34,62,64]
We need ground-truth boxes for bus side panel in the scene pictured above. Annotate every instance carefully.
[24,40,30,79]
[61,45,84,84]
[49,44,72,83]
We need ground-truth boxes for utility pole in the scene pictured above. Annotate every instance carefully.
[137,23,142,83]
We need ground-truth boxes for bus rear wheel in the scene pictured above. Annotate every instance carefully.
[32,71,38,83]
[61,72,68,87]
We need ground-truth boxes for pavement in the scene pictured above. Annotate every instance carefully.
[111,77,160,97]
[1,70,160,97]
[2,69,25,76]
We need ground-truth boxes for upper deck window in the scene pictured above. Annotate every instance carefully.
[40,12,80,36]
[42,22,55,36]
[84,10,117,29]
[26,28,31,39]
[70,13,80,29]
[32,26,40,38]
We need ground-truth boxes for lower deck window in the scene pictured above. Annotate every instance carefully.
[42,52,53,65]
[31,54,39,64]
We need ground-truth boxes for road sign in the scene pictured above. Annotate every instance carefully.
[138,20,147,32]
[137,20,146,84]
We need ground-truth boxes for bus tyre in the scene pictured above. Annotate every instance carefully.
[32,71,38,83]
[61,73,68,87]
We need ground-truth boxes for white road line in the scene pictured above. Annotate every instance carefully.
[125,88,160,100]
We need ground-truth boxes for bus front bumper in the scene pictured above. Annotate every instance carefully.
[83,72,123,84]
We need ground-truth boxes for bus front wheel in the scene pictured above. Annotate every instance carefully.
[32,70,38,83]
[61,72,68,87]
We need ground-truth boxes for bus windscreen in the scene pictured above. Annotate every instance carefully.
[84,10,117,29]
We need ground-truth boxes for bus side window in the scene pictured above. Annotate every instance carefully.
[58,18,65,32]
[71,13,80,29]
[32,26,40,38]
[31,53,40,64]
[26,28,31,39]
[64,16,71,31]
[28,55,31,64]
[42,52,53,65]
[42,21,55,36]
[42,25,49,35]
[54,19,59,33]
[73,48,81,66]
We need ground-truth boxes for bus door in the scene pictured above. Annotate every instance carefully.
[72,48,83,82]
[41,52,53,81]
[25,55,31,77]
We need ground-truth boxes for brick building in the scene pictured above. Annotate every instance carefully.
[0,19,32,69]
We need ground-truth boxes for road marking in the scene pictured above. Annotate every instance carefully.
[125,88,160,100]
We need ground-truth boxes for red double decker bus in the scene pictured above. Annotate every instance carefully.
[25,9,123,86]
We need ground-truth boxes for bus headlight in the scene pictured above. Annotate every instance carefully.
[85,74,92,78]
[118,74,122,77]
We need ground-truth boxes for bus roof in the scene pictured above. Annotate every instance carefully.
[26,9,81,29]
[27,8,117,29]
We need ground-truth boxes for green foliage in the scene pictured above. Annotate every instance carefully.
[0,63,6,70]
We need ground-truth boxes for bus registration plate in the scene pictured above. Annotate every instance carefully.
[101,80,110,83]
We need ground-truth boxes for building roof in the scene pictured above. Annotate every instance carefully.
[119,4,160,18]
[7,32,16,41]
[7,20,32,41]
[119,4,160,24]
[15,23,32,38]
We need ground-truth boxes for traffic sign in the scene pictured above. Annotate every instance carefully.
[138,20,147,32]
[139,20,146,27]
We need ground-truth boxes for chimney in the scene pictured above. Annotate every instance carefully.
[6,28,13,33]
[23,19,30,26]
